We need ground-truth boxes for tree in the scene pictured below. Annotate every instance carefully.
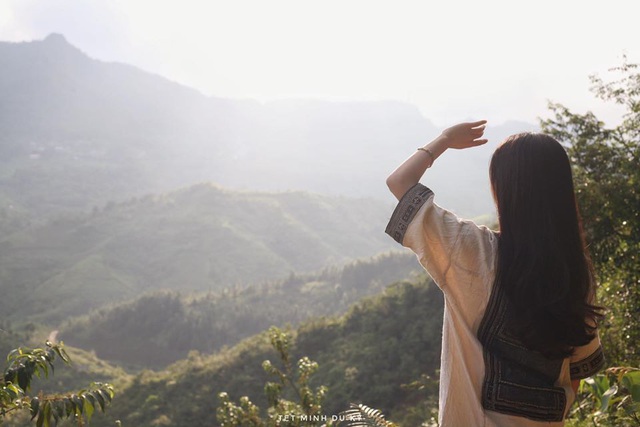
[0,341,114,426]
[216,327,398,427]
[540,59,640,366]
[216,327,331,427]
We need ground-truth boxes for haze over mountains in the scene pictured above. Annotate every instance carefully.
[0,33,536,230]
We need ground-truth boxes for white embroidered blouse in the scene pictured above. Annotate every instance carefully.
[385,183,604,427]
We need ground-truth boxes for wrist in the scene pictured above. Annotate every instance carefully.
[433,133,451,149]
[416,135,448,168]
[417,146,435,167]
[424,135,450,156]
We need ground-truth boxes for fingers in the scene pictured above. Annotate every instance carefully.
[468,119,487,128]
[443,120,488,149]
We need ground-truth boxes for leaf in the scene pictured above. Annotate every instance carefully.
[6,382,22,398]
[630,384,640,402]
[264,381,282,406]
[31,396,40,420]
[36,407,45,427]
[72,394,83,415]
[97,387,112,404]
[596,375,610,393]
[64,397,74,417]
[584,376,605,399]
[54,399,65,421]
[7,348,19,361]
[93,390,106,412]
[599,384,618,412]
[52,345,70,364]
[622,370,640,396]
[44,362,51,378]
[83,394,95,423]
[43,400,51,427]
[17,368,30,391]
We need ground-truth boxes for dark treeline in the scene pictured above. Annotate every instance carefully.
[60,252,421,368]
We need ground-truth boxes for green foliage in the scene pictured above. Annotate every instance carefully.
[216,327,329,426]
[568,367,640,426]
[86,277,441,427]
[3,342,70,393]
[396,374,439,426]
[60,252,420,368]
[541,59,640,426]
[540,59,640,366]
[215,329,404,427]
[305,278,443,420]
[0,342,115,426]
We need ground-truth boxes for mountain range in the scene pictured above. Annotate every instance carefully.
[0,33,537,233]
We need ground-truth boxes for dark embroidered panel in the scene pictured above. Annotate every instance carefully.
[477,281,567,422]
[570,346,605,380]
[385,183,434,244]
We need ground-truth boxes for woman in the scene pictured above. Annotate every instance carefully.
[385,121,604,426]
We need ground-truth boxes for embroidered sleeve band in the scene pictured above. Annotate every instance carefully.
[385,183,434,245]
[570,346,605,380]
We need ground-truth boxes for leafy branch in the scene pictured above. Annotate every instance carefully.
[337,403,398,427]
[216,327,328,426]
[1,341,115,426]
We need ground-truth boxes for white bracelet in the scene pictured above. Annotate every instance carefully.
[417,147,435,167]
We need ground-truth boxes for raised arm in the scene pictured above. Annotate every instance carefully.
[386,120,488,201]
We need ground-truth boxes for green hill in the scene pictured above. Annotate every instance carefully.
[0,183,398,324]
[59,252,421,368]
[86,275,443,427]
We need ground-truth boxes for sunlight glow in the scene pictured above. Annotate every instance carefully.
[1,0,638,125]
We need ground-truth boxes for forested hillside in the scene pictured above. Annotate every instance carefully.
[84,275,443,427]
[0,183,400,324]
[60,252,421,368]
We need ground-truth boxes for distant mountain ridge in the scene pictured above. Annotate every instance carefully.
[0,33,537,230]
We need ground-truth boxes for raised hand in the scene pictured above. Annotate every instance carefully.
[387,119,488,200]
[441,120,488,149]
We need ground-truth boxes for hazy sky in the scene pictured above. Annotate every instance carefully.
[1,0,638,126]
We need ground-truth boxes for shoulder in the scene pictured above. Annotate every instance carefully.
[386,183,497,286]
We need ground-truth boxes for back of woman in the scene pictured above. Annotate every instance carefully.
[385,122,604,426]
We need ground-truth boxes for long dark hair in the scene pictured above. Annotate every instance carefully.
[489,132,603,359]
